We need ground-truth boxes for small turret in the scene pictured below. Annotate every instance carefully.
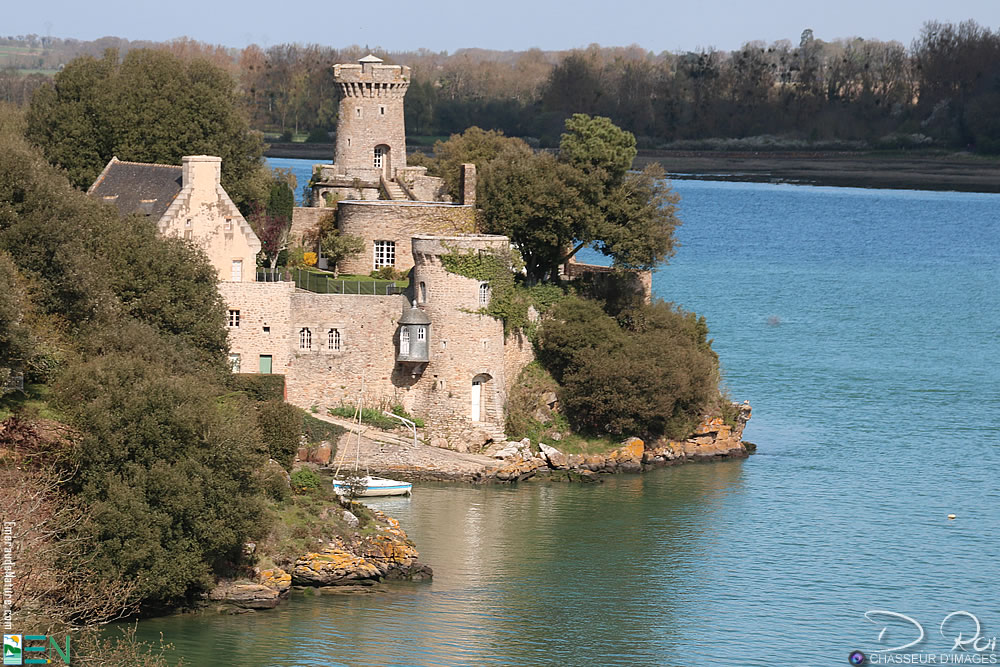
[397,300,431,363]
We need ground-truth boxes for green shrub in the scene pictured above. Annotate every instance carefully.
[256,400,301,470]
[369,266,407,281]
[229,373,285,402]
[305,127,330,143]
[290,467,323,494]
[259,464,292,503]
[390,404,425,428]
[329,405,399,430]
[537,297,720,439]
[302,412,345,444]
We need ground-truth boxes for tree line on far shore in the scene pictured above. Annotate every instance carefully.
[4,20,1000,152]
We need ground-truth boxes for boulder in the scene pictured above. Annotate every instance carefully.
[619,437,645,460]
[296,447,309,462]
[259,568,291,595]
[492,442,521,460]
[538,442,568,469]
[309,443,332,465]
[292,547,382,586]
[341,509,360,527]
[209,581,282,609]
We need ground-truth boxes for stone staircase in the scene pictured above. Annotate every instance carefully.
[314,412,418,449]
[383,179,408,201]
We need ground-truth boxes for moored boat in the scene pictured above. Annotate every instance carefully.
[333,475,412,497]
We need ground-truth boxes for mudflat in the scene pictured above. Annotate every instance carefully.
[634,150,1000,193]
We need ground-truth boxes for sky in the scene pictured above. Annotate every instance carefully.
[7,0,1000,53]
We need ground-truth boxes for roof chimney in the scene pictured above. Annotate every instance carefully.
[182,155,222,193]
[460,163,477,207]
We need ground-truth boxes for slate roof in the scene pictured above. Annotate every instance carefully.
[87,157,183,221]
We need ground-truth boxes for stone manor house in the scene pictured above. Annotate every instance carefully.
[88,54,537,449]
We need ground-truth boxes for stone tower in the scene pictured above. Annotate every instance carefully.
[332,54,409,179]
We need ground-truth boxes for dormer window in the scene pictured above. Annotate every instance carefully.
[224,218,232,231]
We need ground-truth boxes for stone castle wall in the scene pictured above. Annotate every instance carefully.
[337,202,477,275]
[289,207,334,245]
[282,292,408,411]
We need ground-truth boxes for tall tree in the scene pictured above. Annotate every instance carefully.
[26,49,268,210]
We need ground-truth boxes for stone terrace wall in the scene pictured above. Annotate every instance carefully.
[337,202,476,275]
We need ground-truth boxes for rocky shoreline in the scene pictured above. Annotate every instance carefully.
[207,506,432,612]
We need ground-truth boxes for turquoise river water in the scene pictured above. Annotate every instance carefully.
[131,162,1000,665]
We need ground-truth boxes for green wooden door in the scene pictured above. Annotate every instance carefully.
[259,355,272,374]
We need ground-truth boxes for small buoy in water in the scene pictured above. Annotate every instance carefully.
[948,514,957,520]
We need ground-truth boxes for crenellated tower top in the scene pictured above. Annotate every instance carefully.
[331,54,409,177]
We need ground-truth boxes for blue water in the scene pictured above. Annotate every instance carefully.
[133,164,1000,665]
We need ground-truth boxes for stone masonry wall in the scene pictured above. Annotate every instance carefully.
[219,281,294,375]
[337,202,477,275]
[289,207,333,246]
[283,293,408,412]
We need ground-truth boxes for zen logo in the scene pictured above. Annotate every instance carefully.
[3,635,70,665]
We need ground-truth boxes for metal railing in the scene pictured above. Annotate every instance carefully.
[381,410,418,448]
[292,269,404,295]
[256,271,293,282]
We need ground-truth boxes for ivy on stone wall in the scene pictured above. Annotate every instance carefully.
[440,246,565,337]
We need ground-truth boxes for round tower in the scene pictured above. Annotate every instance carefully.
[332,55,409,179]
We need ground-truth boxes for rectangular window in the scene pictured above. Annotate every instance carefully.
[379,105,386,115]
[417,327,426,342]
[356,107,362,117]
[228,353,241,373]
[228,310,240,327]
[259,355,272,374]
[373,146,383,169]
[231,260,243,282]
[373,240,395,269]
[224,218,232,231]
[479,282,490,305]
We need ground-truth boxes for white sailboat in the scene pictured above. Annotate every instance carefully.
[331,375,412,498]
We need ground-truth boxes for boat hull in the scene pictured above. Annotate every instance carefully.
[333,476,412,497]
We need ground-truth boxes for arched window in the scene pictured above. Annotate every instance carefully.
[419,281,427,303]
[400,328,410,355]
[479,282,490,305]
[299,327,312,350]
[328,328,341,351]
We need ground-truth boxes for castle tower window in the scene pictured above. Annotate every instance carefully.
[419,281,427,303]
[356,107,362,117]
[228,353,241,373]
[228,309,240,327]
[400,328,410,355]
[379,105,386,115]
[374,240,395,269]
[417,327,426,342]
[328,328,341,351]
[299,327,312,350]
[479,282,490,305]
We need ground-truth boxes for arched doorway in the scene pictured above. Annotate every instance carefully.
[373,144,391,178]
[471,373,491,422]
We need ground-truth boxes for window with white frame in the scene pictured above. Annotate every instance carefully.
[373,146,383,169]
[374,240,395,269]
[327,328,341,351]
[417,327,426,342]
[228,310,240,327]
[479,282,490,305]
[400,328,410,355]
[299,327,312,350]
[228,353,240,373]
[231,260,243,282]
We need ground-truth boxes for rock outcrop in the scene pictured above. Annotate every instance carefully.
[489,402,753,483]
